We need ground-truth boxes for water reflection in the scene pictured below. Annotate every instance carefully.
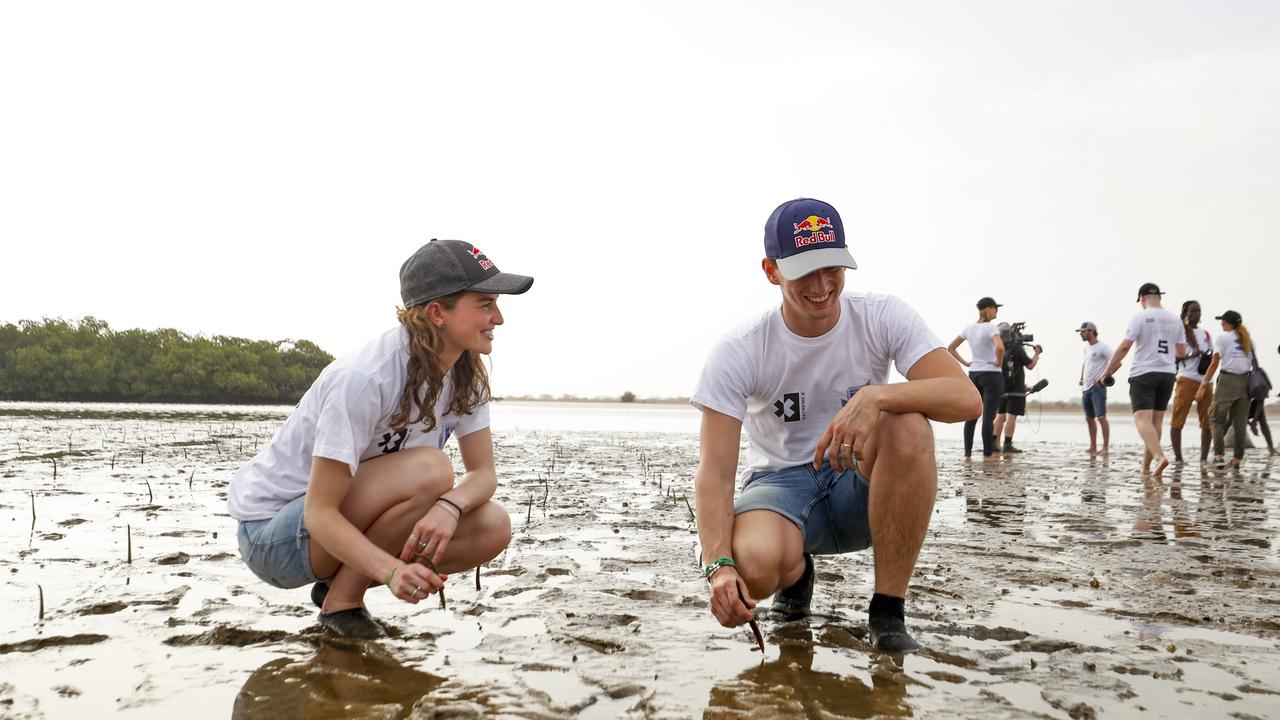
[232,638,464,719]
[704,626,911,719]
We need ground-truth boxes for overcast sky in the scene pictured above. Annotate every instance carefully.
[2,1,1277,402]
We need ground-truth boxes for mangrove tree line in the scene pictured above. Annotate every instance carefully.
[0,317,333,404]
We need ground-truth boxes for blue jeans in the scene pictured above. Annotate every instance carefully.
[236,494,319,589]
[1082,386,1107,419]
[734,461,872,555]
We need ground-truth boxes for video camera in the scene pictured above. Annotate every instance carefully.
[1003,321,1034,345]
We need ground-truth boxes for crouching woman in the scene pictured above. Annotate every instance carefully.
[228,240,531,638]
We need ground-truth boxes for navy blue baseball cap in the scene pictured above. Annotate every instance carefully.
[763,198,857,280]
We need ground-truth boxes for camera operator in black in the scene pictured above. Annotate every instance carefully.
[993,323,1041,454]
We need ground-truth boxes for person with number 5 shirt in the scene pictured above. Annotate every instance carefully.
[228,240,532,639]
[1100,283,1186,478]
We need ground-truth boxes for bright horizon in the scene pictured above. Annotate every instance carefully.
[3,2,1278,403]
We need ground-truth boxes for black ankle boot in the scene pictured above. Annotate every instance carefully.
[1003,438,1022,454]
[768,554,814,621]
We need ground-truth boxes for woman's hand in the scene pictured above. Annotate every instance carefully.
[399,502,460,566]
[387,562,446,604]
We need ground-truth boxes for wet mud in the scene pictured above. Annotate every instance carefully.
[1,404,1278,718]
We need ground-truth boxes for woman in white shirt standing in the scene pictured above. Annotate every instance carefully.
[948,297,1006,460]
[1170,300,1213,463]
[228,240,533,638]
[1197,310,1256,467]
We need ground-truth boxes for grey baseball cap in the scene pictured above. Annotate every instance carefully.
[399,239,533,308]
[1077,321,1097,332]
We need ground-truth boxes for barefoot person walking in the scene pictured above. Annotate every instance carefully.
[692,198,980,653]
[1101,283,1185,478]
[1170,300,1213,463]
[228,240,531,638]
[1077,322,1112,455]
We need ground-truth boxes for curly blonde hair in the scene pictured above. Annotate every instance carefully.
[390,294,491,431]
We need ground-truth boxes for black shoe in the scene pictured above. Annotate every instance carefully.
[1002,440,1023,454]
[318,607,386,639]
[310,582,329,609]
[868,613,921,654]
[768,554,814,621]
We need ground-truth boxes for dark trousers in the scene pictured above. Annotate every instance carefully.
[964,371,1005,456]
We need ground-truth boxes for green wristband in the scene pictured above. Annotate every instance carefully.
[702,556,736,580]
[386,563,404,589]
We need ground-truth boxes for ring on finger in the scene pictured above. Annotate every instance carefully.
[408,534,419,541]
[419,541,428,550]
[413,585,421,597]
[839,442,852,447]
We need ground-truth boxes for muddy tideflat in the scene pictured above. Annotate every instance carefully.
[1,402,1278,719]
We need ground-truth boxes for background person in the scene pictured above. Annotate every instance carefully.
[948,298,1006,460]
[692,197,980,654]
[1078,322,1112,455]
[1170,300,1214,463]
[1198,310,1257,467]
[993,324,1041,454]
[228,240,531,639]
[1101,283,1185,478]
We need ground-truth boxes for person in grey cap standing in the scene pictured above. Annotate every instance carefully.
[1101,282,1185,478]
[691,197,980,654]
[227,239,533,639]
[1077,322,1112,456]
[947,297,1006,460]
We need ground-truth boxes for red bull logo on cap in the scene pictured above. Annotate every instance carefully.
[792,215,837,248]
[470,246,495,271]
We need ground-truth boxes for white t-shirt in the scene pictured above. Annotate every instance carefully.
[1213,330,1253,375]
[1082,341,1113,389]
[690,292,942,482]
[228,327,490,521]
[960,321,1002,373]
[1176,327,1212,382]
[1123,308,1184,377]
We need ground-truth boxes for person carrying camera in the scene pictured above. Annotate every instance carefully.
[1077,322,1112,455]
[1170,300,1214,463]
[948,297,1006,460]
[993,323,1040,454]
[1100,283,1186,478]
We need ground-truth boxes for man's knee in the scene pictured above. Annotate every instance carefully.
[878,412,934,459]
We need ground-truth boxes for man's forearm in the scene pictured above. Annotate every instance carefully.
[872,378,979,423]
[694,466,736,565]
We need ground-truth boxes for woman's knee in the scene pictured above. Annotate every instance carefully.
[405,447,454,498]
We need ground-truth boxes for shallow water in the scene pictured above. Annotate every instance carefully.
[1,402,1278,718]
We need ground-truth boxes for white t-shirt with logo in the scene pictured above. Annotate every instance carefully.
[690,292,942,482]
[961,321,1002,372]
[228,326,490,521]
[1176,328,1213,382]
[1082,341,1113,389]
[1213,330,1253,375]
[1123,308,1184,377]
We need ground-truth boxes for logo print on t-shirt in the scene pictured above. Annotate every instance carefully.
[840,384,868,408]
[378,428,409,454]
[773,392,804,422]
[438,423,456,449]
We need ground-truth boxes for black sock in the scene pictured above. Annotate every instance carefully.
[869,593,904,620]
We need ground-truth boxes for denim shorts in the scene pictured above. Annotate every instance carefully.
[236,493,319,589]
[1082,386,1107,419]
[734,461,872,555]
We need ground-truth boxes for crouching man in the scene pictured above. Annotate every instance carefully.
[691,198,980,653]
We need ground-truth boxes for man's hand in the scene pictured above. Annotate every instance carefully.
[707,568,755,627]
[1033,345,1043,354]
[1195,385,1207,403]
[814,385,883,473]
